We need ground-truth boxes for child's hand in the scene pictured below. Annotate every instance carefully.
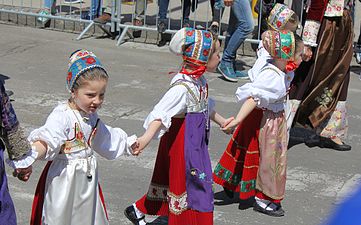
[130,141,140,156]
[132,136,147,156]
[221,117,234,129]
[13,166,32,182]
[302,45,313,62]
[221,119,239,134]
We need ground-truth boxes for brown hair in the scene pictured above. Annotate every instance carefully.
[71,67,108,91]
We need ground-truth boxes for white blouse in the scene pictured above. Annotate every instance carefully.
[9,103,136,168]
[236,64,289,112]
[248,42,271,81]
[144,73,215,139]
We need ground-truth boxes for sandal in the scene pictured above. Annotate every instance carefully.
[253,201,285,217]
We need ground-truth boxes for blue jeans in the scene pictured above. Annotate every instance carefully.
[222,0,254,65]
[44,0,101,19]
[158,0,191,22]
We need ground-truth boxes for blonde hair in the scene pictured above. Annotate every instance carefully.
[284,13,299,32]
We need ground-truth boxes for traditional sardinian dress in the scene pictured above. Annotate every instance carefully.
[213,64,293,202]
[12,102,135,225]
[288,0,353,138]
[251,41,296,132]
[135,73,214,225]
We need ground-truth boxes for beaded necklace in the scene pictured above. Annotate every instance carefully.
[69,102,99,180]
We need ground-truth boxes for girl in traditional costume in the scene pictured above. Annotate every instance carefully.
[213,30,304,217]
[8,49,137,225]
[288,0,354,151]
[251,3,302,133]
[124,27,233,225]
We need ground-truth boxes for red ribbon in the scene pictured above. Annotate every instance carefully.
[285,61,298,72]
[179,64,207,79]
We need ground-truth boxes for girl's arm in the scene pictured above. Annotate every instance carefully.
[133,119,163,155]
[210,111,234,129]
[222,97,257,133]
[13,140,47,182]
[31,140,48,159]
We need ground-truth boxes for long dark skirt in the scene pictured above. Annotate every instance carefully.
[289,10,353,134]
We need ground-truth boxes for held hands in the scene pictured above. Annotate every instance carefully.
[13,166,32,182]
[221,118,240,134]
[131,136,148,156]
[220,117,235,134]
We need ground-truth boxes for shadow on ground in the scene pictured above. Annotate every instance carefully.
[288,126,314,149]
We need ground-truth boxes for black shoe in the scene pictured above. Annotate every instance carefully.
[124,205,145,225]
[132,30,142,38]
[157,33,171,47]
[223,187,234,199]
[253,202,285,217]
[319,136,352,151]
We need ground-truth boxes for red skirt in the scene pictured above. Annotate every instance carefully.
[213,109,263,200]
[135,118,213,225]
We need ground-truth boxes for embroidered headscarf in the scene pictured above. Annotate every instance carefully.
[267,3,296,30]
[169,27,214,78]
[263,30,295,60]
[66,49,108,91]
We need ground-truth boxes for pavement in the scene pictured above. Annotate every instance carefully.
[1,21,361,225]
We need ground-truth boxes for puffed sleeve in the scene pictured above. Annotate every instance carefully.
[27,107,69,160]
[91,120,136,159]
[7,106,69,168]
[143,85,187,139]
[235,69,285,108]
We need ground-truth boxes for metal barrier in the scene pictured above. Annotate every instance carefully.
[113,0,304,45]
[0,0,95,27]
[0,0,304,46]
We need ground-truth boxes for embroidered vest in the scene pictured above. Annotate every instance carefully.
[169,79,208,113]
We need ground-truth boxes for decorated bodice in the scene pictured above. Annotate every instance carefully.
[26,103,133,161]
[170,76,209,113]
[61,116,98,155]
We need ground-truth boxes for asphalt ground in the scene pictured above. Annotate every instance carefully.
[1,22,361,225]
